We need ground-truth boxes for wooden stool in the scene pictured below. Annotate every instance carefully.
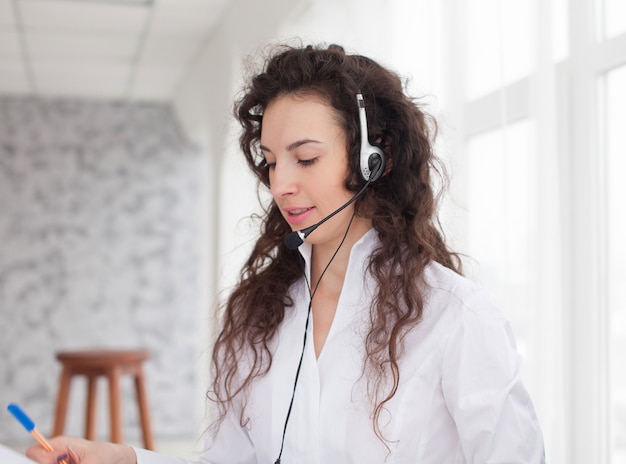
[52,349,155,450]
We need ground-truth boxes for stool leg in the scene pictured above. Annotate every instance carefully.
[52,367,72,437]
[108,366,123,443]
[85,375,98,440]
[134,367,154,450]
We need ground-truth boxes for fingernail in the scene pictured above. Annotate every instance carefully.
[56,454,68,464]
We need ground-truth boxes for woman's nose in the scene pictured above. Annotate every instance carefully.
[270,163,299,197]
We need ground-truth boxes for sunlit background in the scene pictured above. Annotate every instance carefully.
[1,0,625,463]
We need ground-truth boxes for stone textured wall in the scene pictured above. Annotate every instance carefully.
[0,96,204,445]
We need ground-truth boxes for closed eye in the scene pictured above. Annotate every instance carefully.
[298,158,318,167]
[259,157,275,169]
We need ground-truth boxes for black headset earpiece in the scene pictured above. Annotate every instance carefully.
[357,93,385,183]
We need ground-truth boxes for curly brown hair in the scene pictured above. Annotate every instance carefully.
[209,43,462,441]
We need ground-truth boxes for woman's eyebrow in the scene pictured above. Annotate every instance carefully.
[286,139,322,151]
[259,139,322,154]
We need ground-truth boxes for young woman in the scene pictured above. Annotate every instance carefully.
[27,43,545,464]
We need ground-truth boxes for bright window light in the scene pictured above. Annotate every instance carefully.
[465,118,535,354]
[465,0,568,98]
[552,0,569,61]
[607,64,626,464]
[466,0,531,99]
[604,0,626,39]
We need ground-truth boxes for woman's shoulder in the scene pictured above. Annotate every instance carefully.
[421,261,504,321]
[415,262,519,364]
[399,262,517,378]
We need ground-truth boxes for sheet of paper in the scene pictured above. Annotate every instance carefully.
[0,443,37,463]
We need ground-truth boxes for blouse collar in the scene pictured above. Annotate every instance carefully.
[297,228,378,284]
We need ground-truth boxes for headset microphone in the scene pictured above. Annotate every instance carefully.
[283,93,385,250]
[283,176,375,250]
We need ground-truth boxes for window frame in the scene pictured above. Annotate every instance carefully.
[444,0,626,461]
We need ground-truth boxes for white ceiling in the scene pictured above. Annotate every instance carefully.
[0,0,231,101]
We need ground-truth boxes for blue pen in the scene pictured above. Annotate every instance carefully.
[7,403,68,464]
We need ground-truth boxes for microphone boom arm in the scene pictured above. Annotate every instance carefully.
[284,177,374,250]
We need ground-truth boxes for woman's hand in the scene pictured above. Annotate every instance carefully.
[25,436,137,464]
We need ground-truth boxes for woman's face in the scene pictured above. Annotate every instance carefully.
[260,93,361,248]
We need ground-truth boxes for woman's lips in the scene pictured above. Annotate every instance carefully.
[284,206,315,226]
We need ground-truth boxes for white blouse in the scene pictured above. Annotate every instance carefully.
[135,229,545,464]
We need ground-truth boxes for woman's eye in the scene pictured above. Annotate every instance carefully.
[298,158,317,167]
[261,159,276,169]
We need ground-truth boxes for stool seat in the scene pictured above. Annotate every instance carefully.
[52,349,154,450]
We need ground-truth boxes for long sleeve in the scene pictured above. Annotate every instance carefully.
[134,448,192,464]
[441,295,545,463]
[134,407,258,464]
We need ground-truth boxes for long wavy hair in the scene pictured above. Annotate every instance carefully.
[209,43,462,440]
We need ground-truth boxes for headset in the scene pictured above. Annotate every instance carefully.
[357,92,385,183]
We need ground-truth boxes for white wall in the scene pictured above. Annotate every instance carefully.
[0,98,203,445]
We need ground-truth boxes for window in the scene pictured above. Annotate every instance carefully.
[465,119,535,355]
[450,0,626,461]
[606,64,626,464]
[602,0,626,39]
[465,0,531,99]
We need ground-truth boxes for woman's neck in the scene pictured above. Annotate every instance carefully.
[310,218,371,290]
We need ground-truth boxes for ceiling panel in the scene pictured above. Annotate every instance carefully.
[150,4,222,38]
[131,65,181,100]
[0,29,21,58]
[0,0,16,27]
[0,0,231,101]
[18,0,149,34]
[33,60,129,96]
[140,36,198,64]
[26,32,138,61]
